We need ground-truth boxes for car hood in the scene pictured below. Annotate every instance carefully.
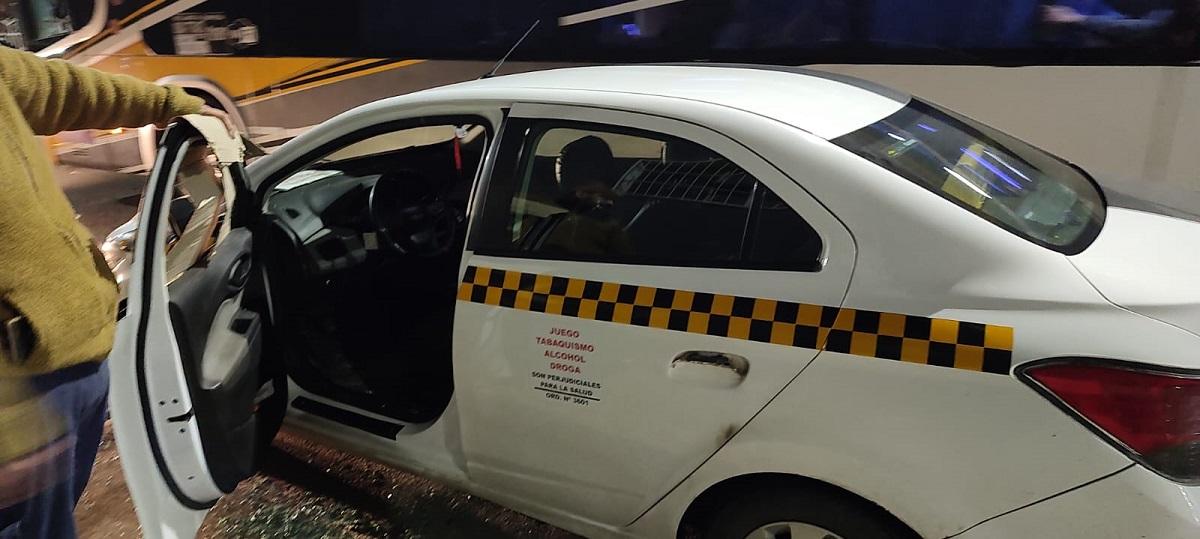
[1071,207,1200,337]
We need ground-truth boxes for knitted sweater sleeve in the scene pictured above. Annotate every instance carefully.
[0,46,205,135]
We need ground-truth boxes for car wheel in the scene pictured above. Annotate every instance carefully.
[701,486,917,539]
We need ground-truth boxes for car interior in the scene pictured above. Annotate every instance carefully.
[516,130,754,261]
[254,121,821,426]
[503,126,822,269]
[260,124,486,423]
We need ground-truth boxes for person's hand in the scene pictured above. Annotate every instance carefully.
[1043,5,1086,24]
[154,106,237,137]
[198,105,237,138]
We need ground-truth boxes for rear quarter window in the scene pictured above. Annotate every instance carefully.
[833,99,1105,254]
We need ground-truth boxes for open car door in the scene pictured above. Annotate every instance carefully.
[109,116,269,538]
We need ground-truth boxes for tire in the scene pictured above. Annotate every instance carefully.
[701,486,918,539]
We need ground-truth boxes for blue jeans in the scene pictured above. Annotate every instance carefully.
[0,361,109,539]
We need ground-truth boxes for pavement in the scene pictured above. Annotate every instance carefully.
[59,165,577,538]
[77,425,576,539]
[58,165,146,240]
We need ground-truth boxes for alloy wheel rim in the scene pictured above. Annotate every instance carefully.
[744,521,843,539]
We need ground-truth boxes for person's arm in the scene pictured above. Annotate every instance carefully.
[0,46,205,135]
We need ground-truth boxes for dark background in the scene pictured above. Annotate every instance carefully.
[131,0,1198,65]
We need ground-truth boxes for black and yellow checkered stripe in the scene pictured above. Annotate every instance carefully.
[458,266,1014,375]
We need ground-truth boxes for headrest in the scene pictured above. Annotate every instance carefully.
[559,136,617,190]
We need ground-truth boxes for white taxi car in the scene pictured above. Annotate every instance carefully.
[110,65,1200,539]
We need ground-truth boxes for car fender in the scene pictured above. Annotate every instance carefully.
[626,356,1133,539]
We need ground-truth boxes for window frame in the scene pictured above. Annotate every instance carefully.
[468,116,824,272]
[135,137,233,285]
[254,114,497,205]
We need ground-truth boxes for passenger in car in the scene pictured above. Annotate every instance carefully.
[540,136,634,256]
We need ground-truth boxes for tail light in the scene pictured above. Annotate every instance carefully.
[1021,360,1200,484]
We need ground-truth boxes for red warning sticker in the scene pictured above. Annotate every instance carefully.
[531,327,602,406]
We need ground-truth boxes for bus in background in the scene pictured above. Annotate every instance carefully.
[4,0,1199,191]
[6,0,549,174]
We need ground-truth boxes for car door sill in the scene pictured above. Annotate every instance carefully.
[290,396,405,439]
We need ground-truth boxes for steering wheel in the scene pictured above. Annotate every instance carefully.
[367,170,459,257]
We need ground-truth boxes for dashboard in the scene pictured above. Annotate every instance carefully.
[266,171,381,278]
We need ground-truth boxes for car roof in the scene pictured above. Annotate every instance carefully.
[442,64,911,139]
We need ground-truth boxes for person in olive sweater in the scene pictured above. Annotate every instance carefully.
[0,44,230,538]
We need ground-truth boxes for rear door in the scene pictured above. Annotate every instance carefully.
[455,104,856,525]
[108,116,266,538]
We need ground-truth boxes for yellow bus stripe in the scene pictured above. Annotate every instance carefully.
[277,59,380,87]
[236,59,425,106]
[233,58,401,101]
[119,0,170,26]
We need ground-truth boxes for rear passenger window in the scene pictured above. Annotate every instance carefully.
[472,120,822,271]
[747,191,823,272]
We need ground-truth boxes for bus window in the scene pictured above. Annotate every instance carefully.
[0,1,25,49]
[1,0,93,51]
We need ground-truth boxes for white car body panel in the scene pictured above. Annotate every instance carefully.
[441,65,910,139]
[627,354,1134,539]
[452,102,858,525]
[113,66,1200,539]
[955,465,1200,538]
[1070,207,1200,338]
[627,298,1200,538]
[603,104,1200,538]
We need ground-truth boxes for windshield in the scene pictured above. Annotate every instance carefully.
[833,99,1105,253]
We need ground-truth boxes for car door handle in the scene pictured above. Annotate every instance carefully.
[671,351,749,377]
